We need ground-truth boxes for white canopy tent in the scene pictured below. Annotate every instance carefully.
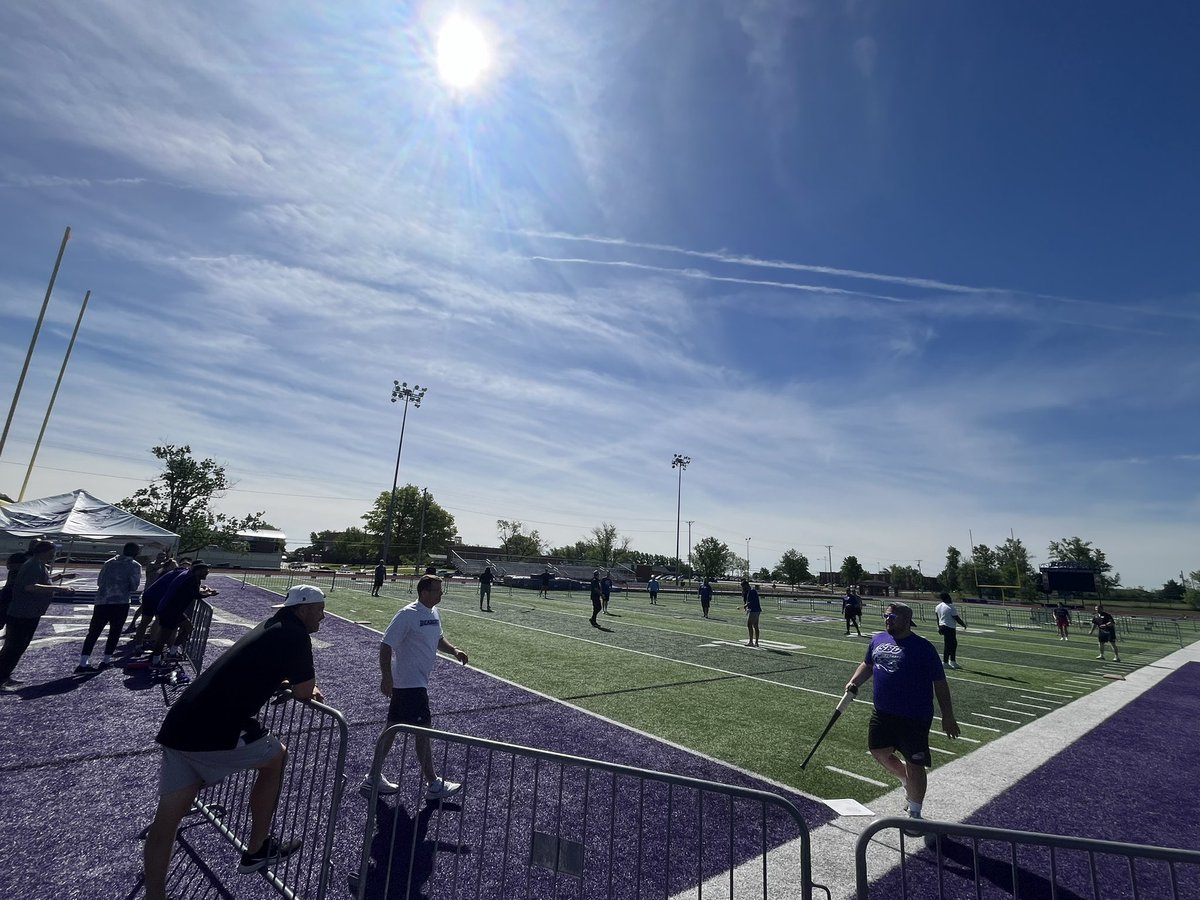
[0,489,178,564]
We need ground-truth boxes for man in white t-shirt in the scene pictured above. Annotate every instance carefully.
[934,592,967,669]
[361,574,469,800]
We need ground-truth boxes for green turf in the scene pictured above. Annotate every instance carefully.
[235,573,1180,803]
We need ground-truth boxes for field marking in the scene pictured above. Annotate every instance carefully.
[970,712,1020,724]
[1011,700,1055,710]
[825,766,888,787]
[929,746,957,756]
[992,706,1036,718]
[937,716,999,733]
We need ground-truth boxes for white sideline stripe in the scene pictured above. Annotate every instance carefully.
[1020,688,1073,698]
[971,712,1020,724]
[1011,700,1055,710]
[929,746,956,756]
[954,735,981,744]
[992,706,1036,718]
[825,766,888,787]
[1019,696,1060,706]
[937,716,999,733]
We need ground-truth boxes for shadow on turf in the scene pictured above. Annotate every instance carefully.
[921,834,1087,900]
[965,669,1030,684]
[355,797,471,899]
[10,673,97,699]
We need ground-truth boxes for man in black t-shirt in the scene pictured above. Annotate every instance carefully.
[372,560,386,596]
[1088,604,1121,662]
[479,565,494,611]
[143,584,327,900]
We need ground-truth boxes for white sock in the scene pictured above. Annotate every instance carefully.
[908,800,923,817]
[78,655,89,667]
[102,655,113,665]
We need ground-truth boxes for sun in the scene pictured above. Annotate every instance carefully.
[435,14,491,90]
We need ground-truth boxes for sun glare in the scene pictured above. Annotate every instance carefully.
[436,14,491,90]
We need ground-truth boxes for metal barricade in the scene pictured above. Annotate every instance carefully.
[356,725,822,899]
[183,596,213,673]
[855,817,1200,899]
[185,691,349,900]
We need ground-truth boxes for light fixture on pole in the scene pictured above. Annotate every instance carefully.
[672,453,690,584]
[381,381,427,574]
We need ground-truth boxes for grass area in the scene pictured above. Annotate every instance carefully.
[235,573,1184,803]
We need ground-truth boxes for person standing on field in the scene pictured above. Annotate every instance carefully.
[1053,601,1071,640]
[361,575,468,801]
[478,565,493,612]
[844,601,959,822]
[647,575,660,605]
[589,570,602,628]
[934,592,967,669]
[1088,604,1121,661]
[744,583,761,647]
[0,541,75,691]
[600,572,613,614]
[698,578,713,618]
[372,560,386,597]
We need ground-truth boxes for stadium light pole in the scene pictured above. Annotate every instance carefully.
[745,537,751,577]
[381,381,427,574]
[672,454,690,585]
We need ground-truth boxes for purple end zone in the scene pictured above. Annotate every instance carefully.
[867,662,1200,899]
[0,578,835,898]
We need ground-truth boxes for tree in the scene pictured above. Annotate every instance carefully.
[361,485,456,568]
[1160,579,1185,603]
[692,536,736,581]
[1047,537,1119,594]
[547,539,595,560]
[496,520,545,558]
[590,522,632,568]
[308,527,373,565]
[840,555,864,587]
[774,549,813,587]
[753,567,772,582]
[940,546,962,592]
[887,564,923,593]
[120,444,274,554]
[1186,569,1200,610]
[995,537,1037,598]
[963,544,999,594]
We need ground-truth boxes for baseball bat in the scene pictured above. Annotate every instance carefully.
[799,686,857,769]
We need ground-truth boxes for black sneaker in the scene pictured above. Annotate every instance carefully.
[237,836,302,873]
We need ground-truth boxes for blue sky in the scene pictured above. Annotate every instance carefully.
[1,2,1197,588]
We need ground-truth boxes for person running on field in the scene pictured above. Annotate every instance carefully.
[372,560,386,597]
[842,590,863,636]
[1053,601,1072,640]
[1088,604,1121,661]
[844,601,960,822]
[361,575,468,801]
[143,584,327,900]
[698,578,713,618]
[934,592,967,669]
[744,583,761,647]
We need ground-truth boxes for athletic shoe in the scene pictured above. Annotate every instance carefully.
[359,774,400,797]
[0,681,20,694]
[74,665,96,674]
[1096,655,1105,660]
[901,808,924,837]
[4,676,24,684]
[237,836,303,873]
[425,778,462,800]
[947,661,960,669]
[1114,657,1121,662]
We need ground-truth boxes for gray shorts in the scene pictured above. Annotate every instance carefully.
[158,734,284,795]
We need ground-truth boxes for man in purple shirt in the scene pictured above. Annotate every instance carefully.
[844,601,960,822]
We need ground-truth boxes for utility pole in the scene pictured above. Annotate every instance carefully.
[685,520,694,573]
[824,544,833,591]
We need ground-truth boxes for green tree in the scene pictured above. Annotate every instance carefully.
[120,444,274,554]
[362,485,456,567]
[1186,569,1200,610]
[940,546,962,592]
[692,536,736,581]
[774,549,813,587]
[496,520,545,558]
[1161,579,1185,603]
[1047,536,1119,594]
[995,537,1037,598]
[840,555,864,587]
[887,564,923,592]
[547,539,595,560]
[308,527,373,565]
[590,522,632,568]
[963,544,999,594]
[753,567,772,581]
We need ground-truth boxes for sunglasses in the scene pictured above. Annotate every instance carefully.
[883,613,902,621]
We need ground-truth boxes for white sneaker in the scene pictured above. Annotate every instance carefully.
[425,778,462,800]
[359,774,400,797]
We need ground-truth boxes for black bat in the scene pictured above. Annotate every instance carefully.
[800,686,857,769]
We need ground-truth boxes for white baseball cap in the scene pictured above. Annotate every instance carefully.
[281,584,326,607]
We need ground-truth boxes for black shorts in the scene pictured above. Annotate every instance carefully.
[387,687,432,726]
[868,710,933,767]
[1098,628,1116,644]
[157,606,191,630]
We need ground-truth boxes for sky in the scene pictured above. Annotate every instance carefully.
[0,1,1197,589]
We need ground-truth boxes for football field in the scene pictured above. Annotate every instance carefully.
[245,574,1177,804]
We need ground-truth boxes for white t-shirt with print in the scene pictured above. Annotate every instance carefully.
[382,601,442,688]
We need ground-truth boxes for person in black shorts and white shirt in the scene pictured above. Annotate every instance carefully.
[362,574,469,800]
[143,584,327,899]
